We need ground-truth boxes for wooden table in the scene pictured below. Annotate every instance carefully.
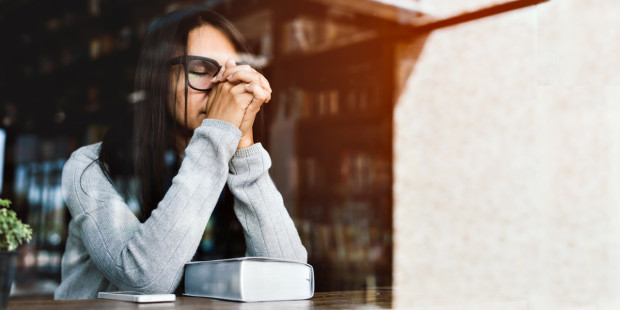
[8,287,393,309]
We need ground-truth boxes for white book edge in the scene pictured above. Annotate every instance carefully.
[184,256,311,266]
[184,257,315,302]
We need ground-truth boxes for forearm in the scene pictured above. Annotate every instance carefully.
[66,119,242,292]
[227,143,308,262]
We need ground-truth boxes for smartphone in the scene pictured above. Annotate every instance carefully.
[98,291,176,303]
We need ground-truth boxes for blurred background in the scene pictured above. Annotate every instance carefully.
[0,0,409,297]
[2,0,618,308]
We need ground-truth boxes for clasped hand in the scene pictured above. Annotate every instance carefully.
[205,59,272,149]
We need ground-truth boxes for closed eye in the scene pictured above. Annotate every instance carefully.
[189,72,208,78]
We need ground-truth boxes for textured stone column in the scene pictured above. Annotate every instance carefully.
[393,0,620,308]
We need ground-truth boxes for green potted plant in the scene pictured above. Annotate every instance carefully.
[0,199,32,309]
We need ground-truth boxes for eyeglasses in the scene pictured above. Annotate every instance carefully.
[169,55,221,91]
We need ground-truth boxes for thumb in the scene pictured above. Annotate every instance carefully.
[225,58,237,69]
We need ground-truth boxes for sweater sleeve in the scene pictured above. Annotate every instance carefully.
[62,119,241,293]
[226,143,308,263]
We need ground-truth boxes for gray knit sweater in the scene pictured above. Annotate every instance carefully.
[54,119,307,300]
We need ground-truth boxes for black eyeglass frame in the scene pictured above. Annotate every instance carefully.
[169,55,222,91]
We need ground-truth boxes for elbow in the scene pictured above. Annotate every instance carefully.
[111,251,182,293]
[297,246,308,263]
[107,265,157,290]
[114,269,181,294]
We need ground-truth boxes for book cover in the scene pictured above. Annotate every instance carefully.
[184,257,314,302]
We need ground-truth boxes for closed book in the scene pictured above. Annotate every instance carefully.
[184,257,314,302]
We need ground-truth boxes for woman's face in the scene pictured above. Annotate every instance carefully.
[170,25,237,131]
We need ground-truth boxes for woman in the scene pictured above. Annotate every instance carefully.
[54,6,307,300]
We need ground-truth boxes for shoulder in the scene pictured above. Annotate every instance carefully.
[62,142,104,184]
[61,142,127,220]
[62,142,121,207]
[67,142,102,164]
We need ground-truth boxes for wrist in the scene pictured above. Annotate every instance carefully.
[238,134,254,149]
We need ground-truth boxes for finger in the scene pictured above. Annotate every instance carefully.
[248,92,266,113]
[227,70,261,84]
[253,82,271,103]
[244,83,270,110]
[211,59,234,83]
[230,83,255,110]
[211,62,227,84]
[257,82,271,103]
[224,65,272,93]
[217,58,238,82]
[222,64,271,94]
[259,75,272,94]
[250,74,271,95]
[222,64,255,81]
[228,71,272,95]
[226,58,236,68]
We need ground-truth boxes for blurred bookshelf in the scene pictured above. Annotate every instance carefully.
[0,0,410,296]
[269,1,396,291]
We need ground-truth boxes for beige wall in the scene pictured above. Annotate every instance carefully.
[394,0,620,308]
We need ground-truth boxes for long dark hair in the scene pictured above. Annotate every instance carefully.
[98,6,251,222]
